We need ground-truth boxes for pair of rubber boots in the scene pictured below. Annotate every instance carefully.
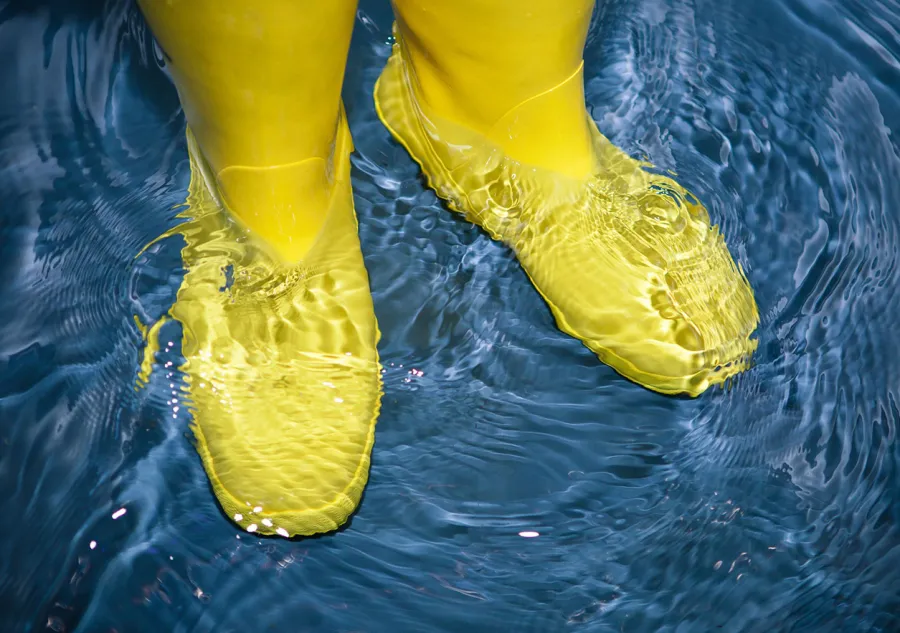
[136,0,758,537]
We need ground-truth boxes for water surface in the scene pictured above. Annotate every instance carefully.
[1,0,899,631]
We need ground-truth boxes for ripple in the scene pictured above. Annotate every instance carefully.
[0,0,899,632]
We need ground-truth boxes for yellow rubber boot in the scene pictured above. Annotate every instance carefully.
[376,0,759,396]
[140,0,357,263]
[137,0,382,536]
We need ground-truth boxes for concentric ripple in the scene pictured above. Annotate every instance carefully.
[1,0,899,631]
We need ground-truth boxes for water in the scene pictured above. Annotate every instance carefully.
[1,0,899,630]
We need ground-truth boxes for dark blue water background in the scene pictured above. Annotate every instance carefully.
[1,0,899,630]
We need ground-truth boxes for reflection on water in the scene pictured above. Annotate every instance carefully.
[1,0,898,631]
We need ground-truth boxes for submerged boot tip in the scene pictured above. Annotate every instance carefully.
[193,407,377,538]
[583,279,760,397]
[209,475,365,538]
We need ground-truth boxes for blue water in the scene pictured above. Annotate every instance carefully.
[1,0,899,630]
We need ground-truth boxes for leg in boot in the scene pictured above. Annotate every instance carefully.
[376,0,758,396]
[138,0,381,536]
